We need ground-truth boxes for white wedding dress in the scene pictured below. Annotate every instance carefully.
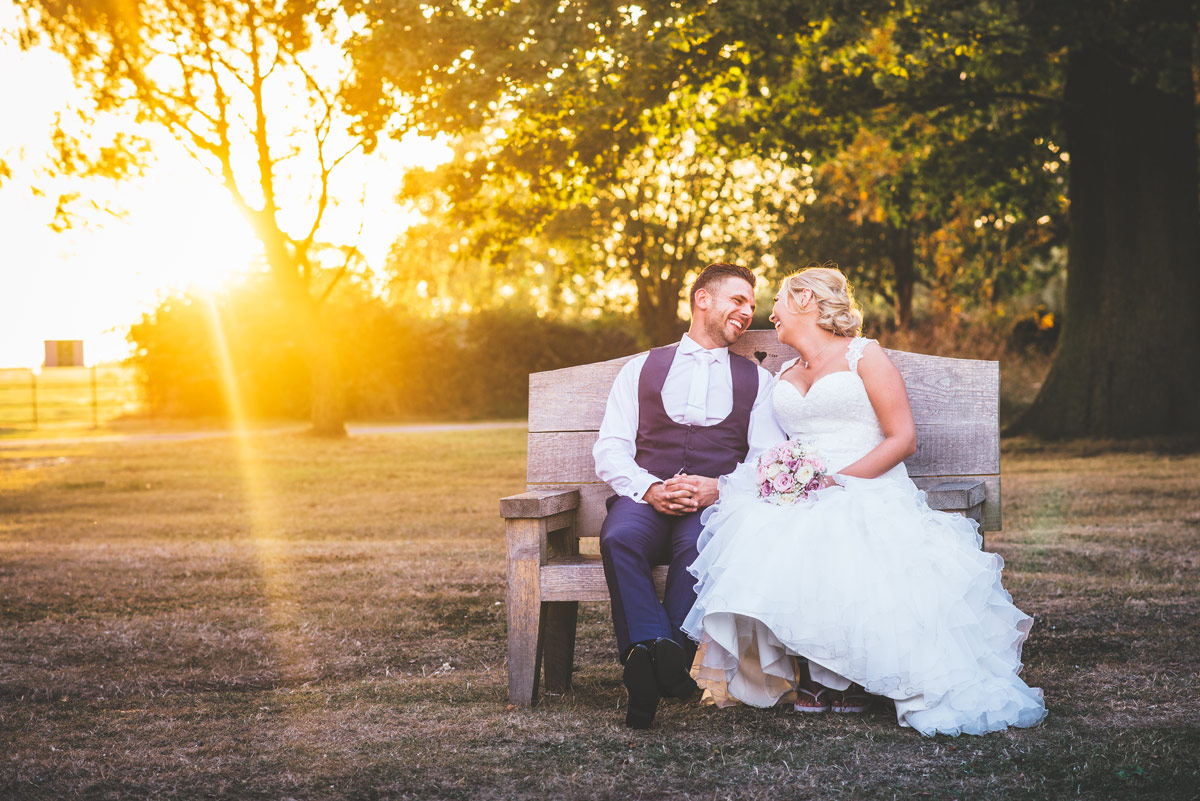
[682,337,1047,736]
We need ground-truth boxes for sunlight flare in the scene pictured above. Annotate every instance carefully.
[201,292,308,673]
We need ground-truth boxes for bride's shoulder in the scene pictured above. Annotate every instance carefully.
[851,338,905,381]
[849,338,897,376]
[849,335,878,352]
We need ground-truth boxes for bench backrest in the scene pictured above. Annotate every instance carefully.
[525,330,1000,535]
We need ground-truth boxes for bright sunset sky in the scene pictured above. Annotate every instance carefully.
[0,6,449,369]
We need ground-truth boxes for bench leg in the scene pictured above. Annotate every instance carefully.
[507,517,543,706]
[507,600,542,706]
[542,601,578,693]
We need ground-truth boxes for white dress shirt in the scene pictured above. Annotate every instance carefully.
[593,333,786,502]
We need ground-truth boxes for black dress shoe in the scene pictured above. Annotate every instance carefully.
[652,638,700,700]
[623,643,660,729]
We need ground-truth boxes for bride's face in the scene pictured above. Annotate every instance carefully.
[769,289,806,340]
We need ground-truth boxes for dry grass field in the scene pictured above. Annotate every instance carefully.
[1,428,1197,800]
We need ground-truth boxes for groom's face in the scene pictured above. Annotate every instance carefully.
[699,277,756,347]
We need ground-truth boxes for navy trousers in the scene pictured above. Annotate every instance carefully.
[599,495,704,662]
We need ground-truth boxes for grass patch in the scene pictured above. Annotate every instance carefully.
[1,430,1197,800]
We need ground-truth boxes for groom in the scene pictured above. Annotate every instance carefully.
[594,262,784,728]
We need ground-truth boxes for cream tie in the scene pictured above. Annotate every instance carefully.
[684,350,716,426]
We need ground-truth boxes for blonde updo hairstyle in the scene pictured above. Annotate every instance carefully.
[782,265,863,338]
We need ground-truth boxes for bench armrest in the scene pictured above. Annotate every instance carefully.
[500,488,581,519]
[923,479,986,523]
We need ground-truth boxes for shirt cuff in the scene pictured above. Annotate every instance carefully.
[629,473,662,503]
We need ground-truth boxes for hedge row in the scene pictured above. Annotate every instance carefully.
[127,280,641,420]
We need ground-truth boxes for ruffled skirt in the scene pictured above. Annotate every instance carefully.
[682,462,1047,736]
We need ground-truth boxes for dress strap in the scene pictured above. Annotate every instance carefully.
[846,337,875,375]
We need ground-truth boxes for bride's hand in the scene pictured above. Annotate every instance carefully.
[816,474,840,489]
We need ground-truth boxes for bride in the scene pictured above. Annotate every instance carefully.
[680,266,1047,736]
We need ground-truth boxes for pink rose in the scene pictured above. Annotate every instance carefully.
[771,472,796,493]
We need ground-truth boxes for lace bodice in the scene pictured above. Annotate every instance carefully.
[772,337,906,477]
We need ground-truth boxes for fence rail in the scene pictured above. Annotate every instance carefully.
[0,366,141,429]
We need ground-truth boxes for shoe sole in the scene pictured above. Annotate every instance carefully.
[830,701,871,713]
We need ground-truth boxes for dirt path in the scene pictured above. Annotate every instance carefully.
[0,420,527,448]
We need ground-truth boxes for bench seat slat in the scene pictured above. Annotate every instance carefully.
[541,558,667,602]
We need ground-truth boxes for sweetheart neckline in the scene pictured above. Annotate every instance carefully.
[775,370,859,399]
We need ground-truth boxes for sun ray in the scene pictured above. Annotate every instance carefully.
[200,291,309,680]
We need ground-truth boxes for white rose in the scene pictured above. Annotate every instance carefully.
[779,492,798,505]
[766,463,783,479]
[796,465,814,485]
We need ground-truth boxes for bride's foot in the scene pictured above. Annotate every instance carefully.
[794,686,831,713]
[793,658,831,713]
[830,683,872,714]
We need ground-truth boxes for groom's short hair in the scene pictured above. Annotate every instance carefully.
[689,262,756,310]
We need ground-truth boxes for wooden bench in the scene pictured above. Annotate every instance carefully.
[499,330,1000,706]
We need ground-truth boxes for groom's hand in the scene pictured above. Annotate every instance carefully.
[644,482,690,515]
[665,474,720,509]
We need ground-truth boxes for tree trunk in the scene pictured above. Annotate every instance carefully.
[285,285,346,437]
[890,223,915,330]
[639,295,686,346]
[632,268,686,347]
[307,331,347,437]
[1010,43,1200,437]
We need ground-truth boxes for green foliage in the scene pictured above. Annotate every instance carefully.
[346,0,1081,336]
[350,0,1200,438]
[348,1,820,343]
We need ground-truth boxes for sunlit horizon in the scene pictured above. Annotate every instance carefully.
[0,7,452,370]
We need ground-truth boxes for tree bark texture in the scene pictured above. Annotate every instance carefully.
[1012,43,1200,437]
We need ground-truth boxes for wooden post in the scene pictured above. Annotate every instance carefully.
[505,515,545,706]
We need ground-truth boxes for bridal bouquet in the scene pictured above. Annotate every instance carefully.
[755,441,828,505]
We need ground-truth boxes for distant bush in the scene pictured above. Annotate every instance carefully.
[127,278,310,418]
[127,277,639,421]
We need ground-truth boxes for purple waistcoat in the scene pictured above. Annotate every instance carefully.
[634,344,758,481]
